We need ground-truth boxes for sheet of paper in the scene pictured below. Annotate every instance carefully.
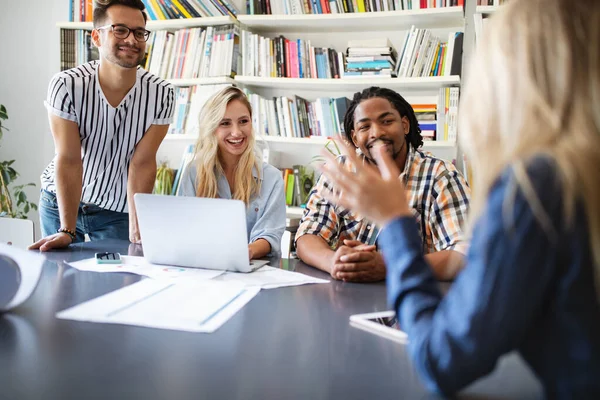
[56,279,259,333]
[67,256,225,281]
[0,243,45,311]
[214,266,329,289]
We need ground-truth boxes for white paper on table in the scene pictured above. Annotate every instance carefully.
[67,256,225,281]
[214,266,329,289]
[0,243,45,311]
[56,279,259,333]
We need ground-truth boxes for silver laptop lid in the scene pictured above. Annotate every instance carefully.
[134,194,252,272]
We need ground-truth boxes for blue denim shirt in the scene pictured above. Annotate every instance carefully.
[177,161,286,257]
[380,157,600,397]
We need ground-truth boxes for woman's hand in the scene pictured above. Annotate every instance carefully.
[318,139,411,227]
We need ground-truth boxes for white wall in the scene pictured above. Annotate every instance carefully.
[0,0,67,239]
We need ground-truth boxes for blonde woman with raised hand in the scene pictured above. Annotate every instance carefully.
[318,0,600,397]
[177,86,286,259]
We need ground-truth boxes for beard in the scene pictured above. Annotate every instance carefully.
[365,138,405,164]
[105,44,144,69]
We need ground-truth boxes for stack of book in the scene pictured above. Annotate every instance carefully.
[412,103,438,142]
[345,38,397,79]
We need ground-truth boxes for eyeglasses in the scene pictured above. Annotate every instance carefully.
[96,24,151,42]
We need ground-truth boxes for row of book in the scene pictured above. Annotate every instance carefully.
[145,25,241,79]
[60,29,99,71]
[241,33,344,79]
[242,33,462,79]
[140,0,239,20]
[245,91,351,139]
[68,0,238,22]
[248,0,464,15]
[169,84,233,135]
[238,88,459,142]
[395,28,463,78]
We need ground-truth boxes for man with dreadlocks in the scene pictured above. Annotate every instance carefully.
[295,87,471,282]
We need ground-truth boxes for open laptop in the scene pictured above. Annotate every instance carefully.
[134,194,268,273]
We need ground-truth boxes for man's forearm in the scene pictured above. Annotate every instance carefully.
[55,156,83,231]
[296,235,336,273]
[424,250,465,281]
[127,159,157,217]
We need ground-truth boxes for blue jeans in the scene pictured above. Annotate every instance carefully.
[39,190,129,242]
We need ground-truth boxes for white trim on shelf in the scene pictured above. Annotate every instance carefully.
[475,6,500,14]
[56,16,236,30]
[260,136,329,144]
[234,76,460,91]
[421,141,456,148]
[237,6,465,32]
[167,77,235,86]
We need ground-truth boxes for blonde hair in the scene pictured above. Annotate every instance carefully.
[460,0,600,299]
[192,86,261,205]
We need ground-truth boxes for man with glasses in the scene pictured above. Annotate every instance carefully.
[30,0,174,251]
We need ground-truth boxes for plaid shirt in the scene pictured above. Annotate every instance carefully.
[295,147,471,255]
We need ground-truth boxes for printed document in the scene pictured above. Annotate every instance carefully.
[56,279,259,333]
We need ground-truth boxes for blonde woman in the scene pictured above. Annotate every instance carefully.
[178,86,286,259]
[318,0,600,396]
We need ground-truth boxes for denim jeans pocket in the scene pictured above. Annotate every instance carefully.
[40,190,59,210]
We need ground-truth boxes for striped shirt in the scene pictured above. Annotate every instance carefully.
[42,61,175,213]
[295,147,471,255]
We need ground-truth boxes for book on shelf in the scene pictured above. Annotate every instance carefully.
[395,26,463,78]
[241,31,344,79]
[145,24,241,80]
[60,29,99,71]
[247,0,463,15]
[245,89,351,139]
[165,83,232,136]
[280,165,315,207]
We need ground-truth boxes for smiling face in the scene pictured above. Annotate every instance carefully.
[351,97,410,165]
[93,5,147,68]
[215,99,252,160]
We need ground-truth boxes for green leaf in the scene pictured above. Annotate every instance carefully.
[18,191,26,205]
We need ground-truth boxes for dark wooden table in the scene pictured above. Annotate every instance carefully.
[0,240,542,399]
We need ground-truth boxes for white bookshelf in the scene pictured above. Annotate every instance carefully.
[57,7,469,169]
[56,16,236,30]
[237,7,465,32]
[234,76,460,92]
[475,6,500,14]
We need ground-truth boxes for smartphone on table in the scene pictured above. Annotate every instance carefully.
[349,310,408,344]
[95,252,122,264]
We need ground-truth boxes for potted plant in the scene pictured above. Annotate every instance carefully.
[0,104,38,219]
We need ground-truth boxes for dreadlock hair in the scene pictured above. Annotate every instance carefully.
[93,0,147,27]
[343,86,423,150]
